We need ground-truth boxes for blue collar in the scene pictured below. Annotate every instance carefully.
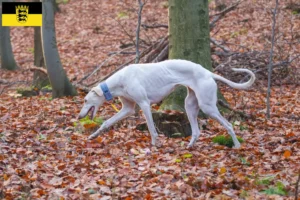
[100,82,113,101]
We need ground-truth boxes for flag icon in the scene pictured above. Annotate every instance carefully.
[2,2,42,26]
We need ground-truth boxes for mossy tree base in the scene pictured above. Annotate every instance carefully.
[136,111,192,138]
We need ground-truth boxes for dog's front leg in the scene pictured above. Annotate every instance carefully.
[88,98,135,140]
[138,102,158,146]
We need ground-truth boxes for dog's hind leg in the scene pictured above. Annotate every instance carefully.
[185,87,201,148]
[88,97,135,140]
[195,80,241,148]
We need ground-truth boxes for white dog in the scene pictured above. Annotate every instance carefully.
[78,59,255,148]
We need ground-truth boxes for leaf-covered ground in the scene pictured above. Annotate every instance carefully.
[0,0,299,199]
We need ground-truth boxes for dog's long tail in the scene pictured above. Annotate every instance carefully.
[212,68,256,90]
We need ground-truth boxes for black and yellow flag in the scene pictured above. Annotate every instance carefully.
[2,2,42,26]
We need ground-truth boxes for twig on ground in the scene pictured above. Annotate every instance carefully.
[108,51,136,56]
[266,0,279,119]
[211,38,230,53]
[210,0,242,29]
[28,67,47,74]
[239,55,300,82]
[0,80,29,95]
[142,24,168,29]
[217,99,252,119]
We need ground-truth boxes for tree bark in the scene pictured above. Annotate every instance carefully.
[41,0,77,98]
[0,0,18,70]
[160,0,213,112]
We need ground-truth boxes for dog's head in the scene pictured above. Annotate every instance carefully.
[78,87,106,120]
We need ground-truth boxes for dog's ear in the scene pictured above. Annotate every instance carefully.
[91,87,103,97]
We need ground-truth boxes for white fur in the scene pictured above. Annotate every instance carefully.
[78,59,255,148]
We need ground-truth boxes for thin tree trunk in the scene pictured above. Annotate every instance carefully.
[266,0,278,119]
[33,26,49,88]
[0,0,18,70]
[32,0,49,88]
[41,0,77,98]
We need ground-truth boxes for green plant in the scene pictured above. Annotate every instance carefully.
[56,0,69,4]
[73,116,103,128]
[261,181,287,196]
[239,190,248,198]
[28,47,34,54]
[212,135,244,148]
[117,11,128,19]
[240,157,250,166]
[256,175,275,185]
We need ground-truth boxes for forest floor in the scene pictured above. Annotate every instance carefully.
[0,0,300,199]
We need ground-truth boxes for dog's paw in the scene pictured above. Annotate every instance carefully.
[233,144,241,149]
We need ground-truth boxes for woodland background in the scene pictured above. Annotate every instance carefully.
[0,0,299,199]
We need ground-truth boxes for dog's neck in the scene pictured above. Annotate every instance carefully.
[103,73,123,98]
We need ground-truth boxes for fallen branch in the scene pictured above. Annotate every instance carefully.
[217,99,252,119]
[28,66,47,74]
[142,24,168,29]
[152,44,169,63]
[211,38,230,53]
[107,51,136,56]
[145,36,168,63]
[0,80,29,95]
[0,79,9,84]
[210,0,242,29]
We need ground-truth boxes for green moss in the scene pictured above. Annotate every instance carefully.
[41,85,52,90]
[212,135,244,148]
[16,86,39,97]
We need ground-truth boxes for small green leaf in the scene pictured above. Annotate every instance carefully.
[175,158,182,163]
[88,188,96,194]
[182,153,193,158]
[117,11,128,19]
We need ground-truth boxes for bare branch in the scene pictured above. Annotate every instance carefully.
[142,24,168,29]
[135,0,146,63]
[77,46,134,84]
[266,0,279,119]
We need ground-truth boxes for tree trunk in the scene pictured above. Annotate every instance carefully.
[160,0,212,112]
[41,0,77,98]
[0,0,18,70]
[153,0,228,138]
